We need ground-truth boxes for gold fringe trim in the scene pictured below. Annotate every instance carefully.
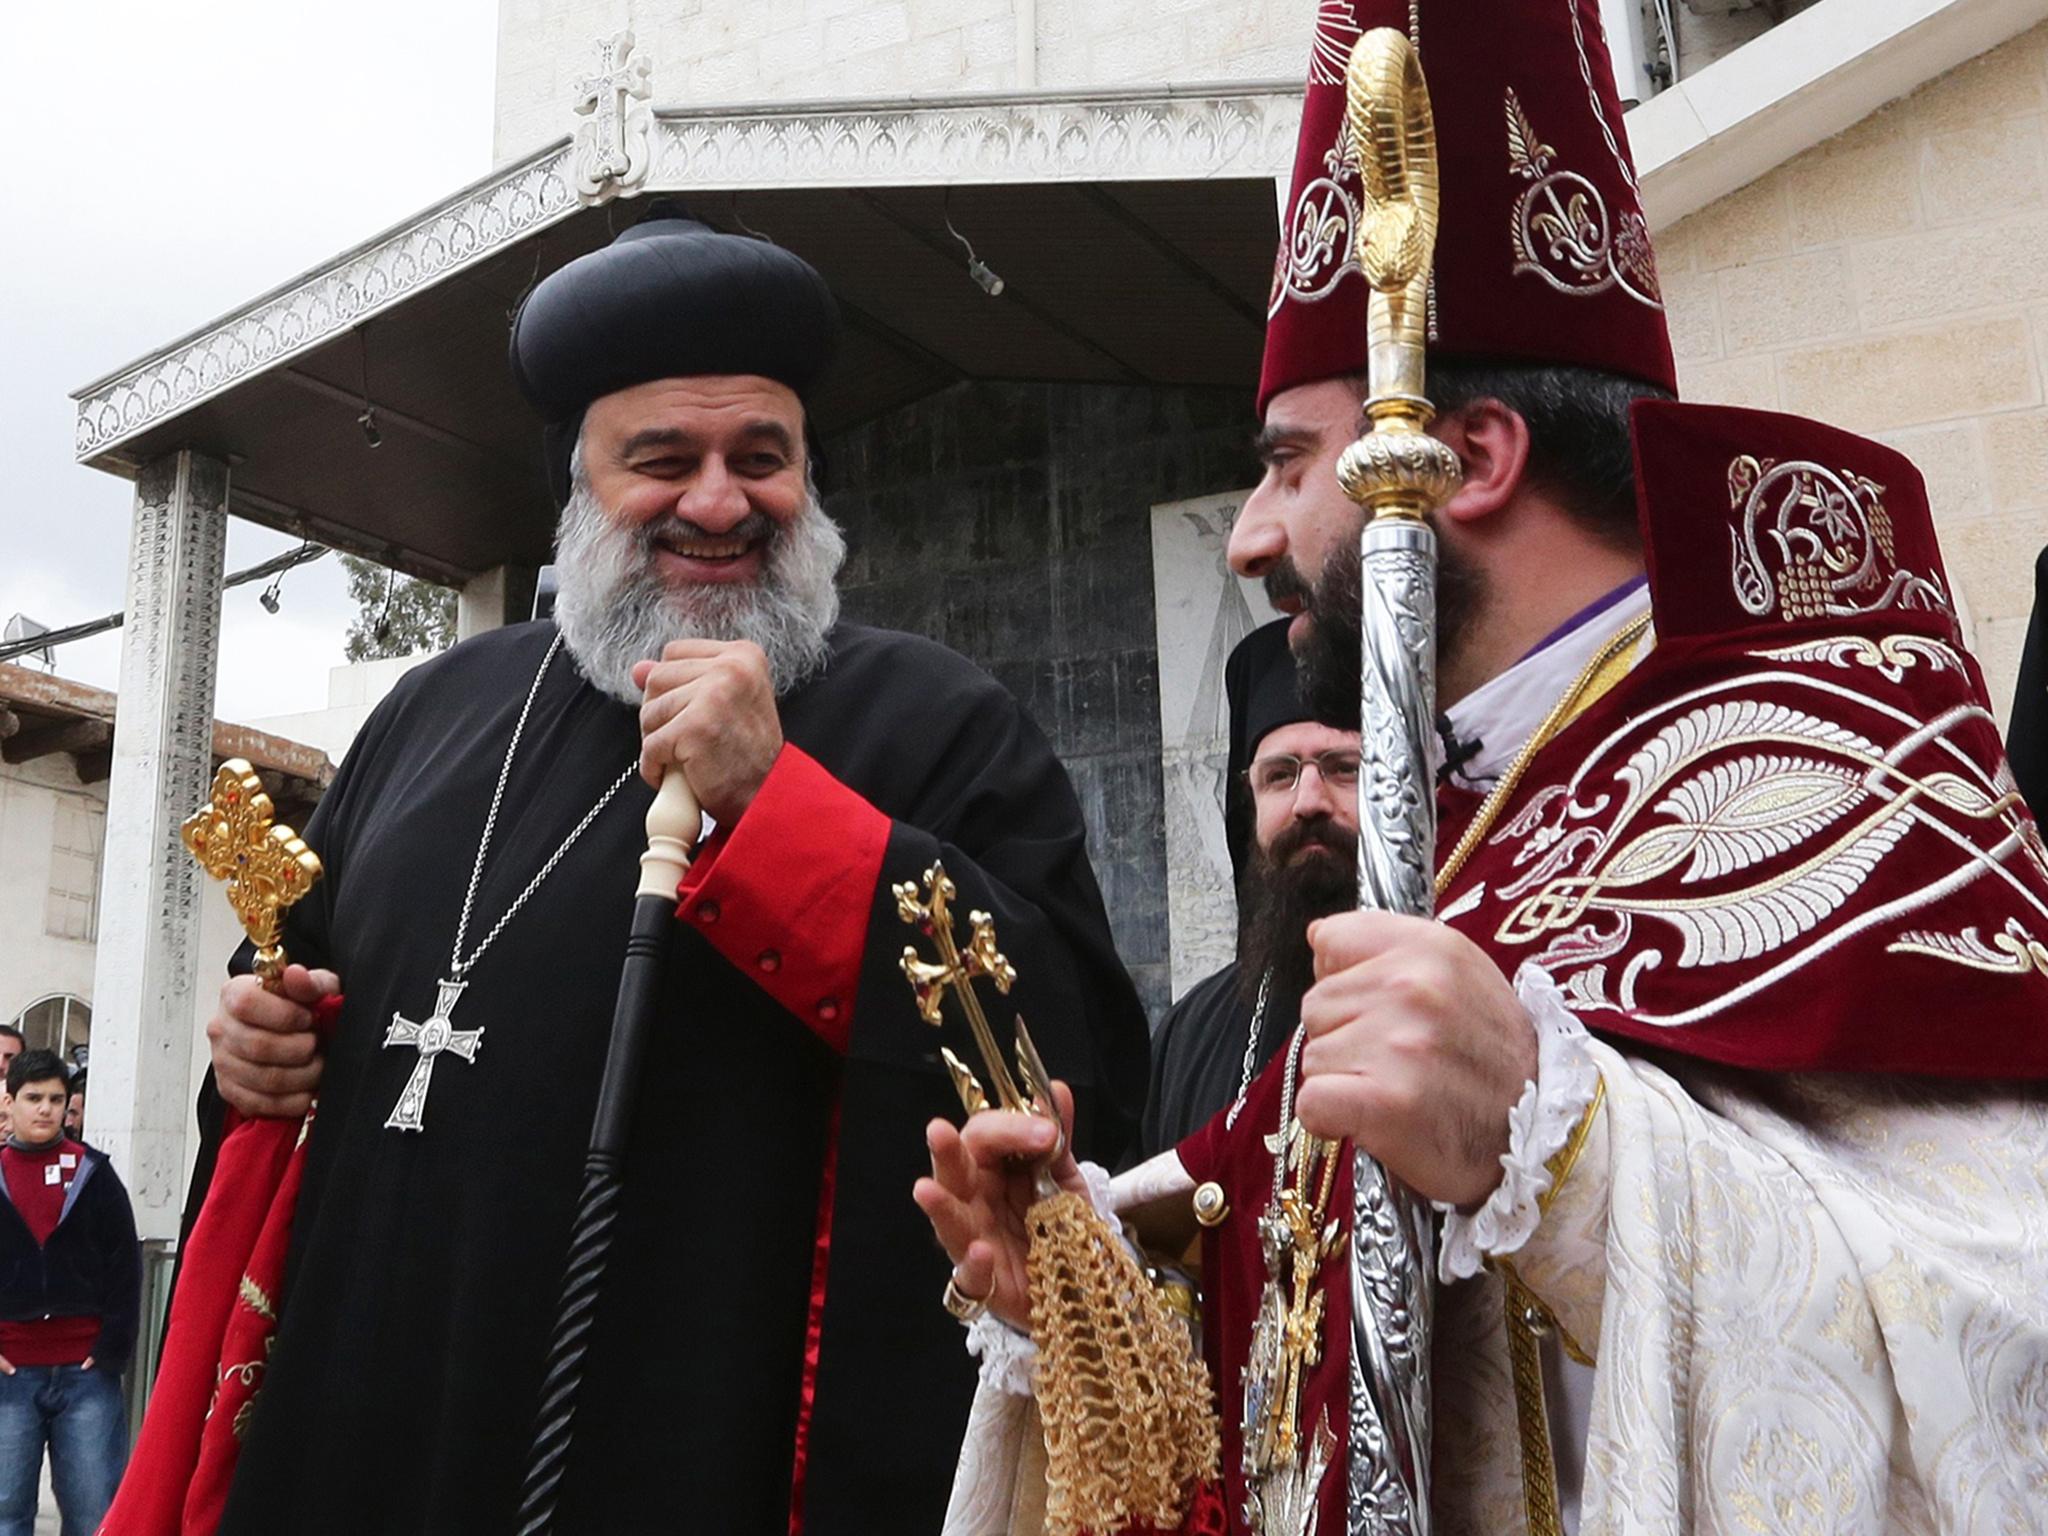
[1028,1189,1221,1536]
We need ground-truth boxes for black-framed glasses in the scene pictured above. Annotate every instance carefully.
[1244,750,1362,797]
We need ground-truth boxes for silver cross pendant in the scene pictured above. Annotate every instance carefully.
[382,978,484,1133]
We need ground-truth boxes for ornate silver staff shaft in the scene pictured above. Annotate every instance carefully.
[1335,30,1464,1536]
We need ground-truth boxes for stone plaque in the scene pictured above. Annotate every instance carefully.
[1149,490,1277,1000]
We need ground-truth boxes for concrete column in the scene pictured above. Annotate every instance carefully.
[457,563,539,640]
[90,450,228,1241]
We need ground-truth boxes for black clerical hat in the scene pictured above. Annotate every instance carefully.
[510,202,841,506]
[1223,618,1314,883]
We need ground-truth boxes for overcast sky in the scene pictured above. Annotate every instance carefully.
[0,1,498,723]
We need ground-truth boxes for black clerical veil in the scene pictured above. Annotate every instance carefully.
[2012,546,2048,821]
[1223,618,1314,885]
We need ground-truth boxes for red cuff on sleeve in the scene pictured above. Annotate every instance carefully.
[676,744,891,1051]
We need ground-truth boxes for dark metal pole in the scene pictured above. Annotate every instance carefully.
[515,772,698,1534]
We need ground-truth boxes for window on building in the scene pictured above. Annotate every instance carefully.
[44,796,104,944]
[12,995,90,1058]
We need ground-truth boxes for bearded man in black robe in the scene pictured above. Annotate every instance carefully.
[1137,620,1359,1157]
[163,209,1150,1536]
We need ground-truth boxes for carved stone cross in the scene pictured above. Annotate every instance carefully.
[573,29,653,189]
[382,978,484,1133]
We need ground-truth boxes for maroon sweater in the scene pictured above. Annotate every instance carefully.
[0,1140,98,1365]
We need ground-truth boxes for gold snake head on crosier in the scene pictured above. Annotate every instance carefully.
[1335,26,1466,523]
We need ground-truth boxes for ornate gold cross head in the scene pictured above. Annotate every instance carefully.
[894,862,1057,1143]
[895,867,1016,1024]
[182,759,323,989]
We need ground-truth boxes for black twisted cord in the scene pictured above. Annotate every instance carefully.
[514,1155,625,1535]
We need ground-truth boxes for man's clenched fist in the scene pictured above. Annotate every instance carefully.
[1298,912,1537,1210]
[208,963,337,1119]
[632,638,783,821]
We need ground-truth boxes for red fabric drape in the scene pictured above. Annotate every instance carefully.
[100,993,342,1536]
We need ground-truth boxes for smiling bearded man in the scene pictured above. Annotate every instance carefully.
[115,207,1150,1536]
[549,405,848,705]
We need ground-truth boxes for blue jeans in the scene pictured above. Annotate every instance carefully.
[0,1364,127,1536]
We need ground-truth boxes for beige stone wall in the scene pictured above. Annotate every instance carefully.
[1657,22,2048,724]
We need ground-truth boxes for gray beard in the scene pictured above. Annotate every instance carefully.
[551,476,847,705]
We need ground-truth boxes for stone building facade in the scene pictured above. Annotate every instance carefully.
[0,747,242,1149]
[492,0,1314,163]
[491,0,1816,167]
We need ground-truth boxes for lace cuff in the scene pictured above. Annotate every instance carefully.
[960,1161,1121,1397]
[1078,1159,1118,1225]
[1436,963,1602,1282]
[964,1313,1038,1396]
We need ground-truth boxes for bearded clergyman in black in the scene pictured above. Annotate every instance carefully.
[1137,620,1360,1157]
[156,208,1150,1536]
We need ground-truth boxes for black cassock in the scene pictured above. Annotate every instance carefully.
[203,620,1149,1535]
[1135,961,1289,1163]
[2012,546,2048,820]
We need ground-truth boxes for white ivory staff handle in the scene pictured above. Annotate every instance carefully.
[636,768,703,899]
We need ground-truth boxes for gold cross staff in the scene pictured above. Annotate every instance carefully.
[894,862,1059,1145]
[182,759,324,991]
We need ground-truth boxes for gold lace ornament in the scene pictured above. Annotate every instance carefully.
[897,864,1219,1536]
[1496,1078,1606,1536]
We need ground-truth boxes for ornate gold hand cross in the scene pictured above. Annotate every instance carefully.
[894,862,1059,1145]
[1254,1129,1346,1473]
[182,759,323,991]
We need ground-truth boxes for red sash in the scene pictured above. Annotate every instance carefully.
[99,993,340,1536]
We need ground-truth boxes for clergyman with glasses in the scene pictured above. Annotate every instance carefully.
[1137,620,1360,1158]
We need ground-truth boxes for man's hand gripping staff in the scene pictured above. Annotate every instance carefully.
[902,864,1218,1536]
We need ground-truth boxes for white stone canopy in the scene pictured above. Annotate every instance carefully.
[73,82,1299,586]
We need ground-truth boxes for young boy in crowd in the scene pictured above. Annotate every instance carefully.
[0,1052,139,1536]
